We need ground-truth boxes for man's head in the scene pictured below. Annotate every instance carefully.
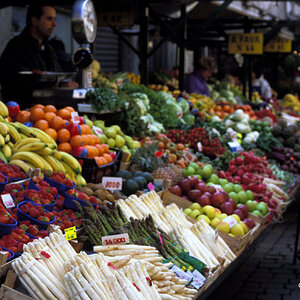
[26,4,57,40]
[196,56,218,79]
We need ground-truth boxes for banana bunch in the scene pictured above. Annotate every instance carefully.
[0,121,86,186]
[0,101,9,119]
[282,94,300,112]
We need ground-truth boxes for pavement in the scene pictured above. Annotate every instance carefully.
[206,201,300,300]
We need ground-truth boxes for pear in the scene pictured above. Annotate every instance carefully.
[111,125,123,135]
[131,141,141,149]
[230,224,245,237]
[98,134,107,144]
[107,138,116,148]
[124,135,133,144]
[216,222,230,234]
[115,135,125,148]
[93,120,105,130]
[105,128,117,139]
[121,145,130,152]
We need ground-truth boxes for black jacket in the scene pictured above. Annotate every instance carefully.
[0,27,61,105]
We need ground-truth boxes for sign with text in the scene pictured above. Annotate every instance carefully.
[102,177,122,191]
[228,33,263,55]
[223,216,238,228]
[1,194,15,209]
[184,150,196,162]
[92,126,104,135]
[65,226,77,241]
[102,233,129,245]
[265,37,292,53]
[71,112,80,124]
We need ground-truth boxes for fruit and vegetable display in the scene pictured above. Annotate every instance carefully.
[0,73,299,300]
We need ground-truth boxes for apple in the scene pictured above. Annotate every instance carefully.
[219,178,228,186]
[234,184,243,193]
[195,182,208,193]
[190,209,201,219]
[196,195,210,207]
[238,191,247,204]
[257,202,269,216]
[207,185,217,194]
[238,204,249,218]
[208,174,219,184]
[189,203,201,211]
[243,218,255,229]
[187,176,199,188]
[169,185,182,196]
[215,208,222,215]
[216,222,230,234]
[228,198,237,210]
[231,214,241,222]
[203,205,216,219]
[183,208,192,215]
[240,221,249,234]
[234,208,245,220]
[246,200,257,212]
[220,191,229,202]
[223,183,233,193]
[230,223,244,236]
[211,217,221,228]
[203,192,212,200]
[252,210,262,216]
[246,190,254,200]
[218,213,228,220]
[211,192,226,208]
[197,214,211,224]
[229,192,239,204]
[188,190,202,202]
[179,179,192,193]
[222,202,235,215]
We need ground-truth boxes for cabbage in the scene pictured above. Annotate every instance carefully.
[211,115,221,122]
[235,123,251,134]
[224,119,235,128]
[230,109,245,121]
[141,114,165,133]
[177,98,190,115]
[244,131,260,143]
[183,114,195,125]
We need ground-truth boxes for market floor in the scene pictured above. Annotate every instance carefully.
[206,201,300,300]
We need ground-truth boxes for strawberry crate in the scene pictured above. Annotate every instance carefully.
[76,149,122,183]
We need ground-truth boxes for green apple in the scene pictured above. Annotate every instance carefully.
[223,183,234,193]
[195,174,202,180]
[229,192,239,204]
[246,200,257,212]
[203,205,216,219]
[246,190,254,200]
[234,184,243,193]
[189,203,202,211]
[239,221,249,234]
[183,208,192,216]
[190,209,201,219]
[230,224,245,236]
[216,222,230,234]
[257,202,268,216]
[219,178,228,187]
[218,213,228,220]
[208,174,219,184]
[238,191,247,204]
[200,166,212,180]
[197,214,211,224]
[211,217,221,228]
[189,162,200,170]
[231,214,241,222]
[252,210,262,216]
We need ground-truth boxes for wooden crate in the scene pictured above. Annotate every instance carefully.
[161,191,193,209]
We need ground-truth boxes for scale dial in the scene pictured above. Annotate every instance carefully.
[72,0,97,44]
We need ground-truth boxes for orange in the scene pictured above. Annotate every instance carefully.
[57,128,71,143]
[57,108,71,120]
[95,156,107,166]
[34,119,49,131]
[95,144,104,156]
[64,106,75,113]
[85,145,98,158]
[30,108,45,122]
[87,134,95,145]
[16,110,31,123]
[101,144,109,153]
[215,105,222,112]
[80,124,91,134]
[44,112,56,123]
[44,105,57,113]
[223,105,231,113]
[45,128,57,141]
[103,153,113,163]
[70,135,83,148]
[30,104,44,111]
[51,116,65,131]
[91,134,100,144]
[81,135,90,146]
[58,142,72,153]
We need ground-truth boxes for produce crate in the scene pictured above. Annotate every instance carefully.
[76,149,122,183]
[161,191,193,209]
[249,212,270,228]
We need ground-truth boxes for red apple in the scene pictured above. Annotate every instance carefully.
[239,204,249,218]
[169,185,182,197]
[220,191,229,202]
[222,202,235,215]
[207,186,217,194]
[228,199,237,210]
[203,192,212,200]
[187,176,199,188]
[234,208,245,220]
[244,218,255,229]
[195,183,208,193]
[179,179,192,194]
[188,190,202,202]
[196,195,210,206]
[211,192,225,208]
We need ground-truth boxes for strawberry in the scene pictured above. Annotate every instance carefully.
[29,207,39,218]
[37,216,50,223]
[28,225,39,236]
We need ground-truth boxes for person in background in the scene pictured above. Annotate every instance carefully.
[0,3,77,106]
[184,56,217,96]
[252,65,272,100]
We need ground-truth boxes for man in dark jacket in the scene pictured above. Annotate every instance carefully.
[0,4,66,106]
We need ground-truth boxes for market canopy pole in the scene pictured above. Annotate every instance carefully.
[179,2,187,91]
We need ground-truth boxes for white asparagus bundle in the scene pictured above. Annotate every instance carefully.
[172,225,219,270]
[191,220,236,264]
[12,252,68,300]
[151,210,173,233]
[140,191,165,213]
[162,204,193,229]
[118,199,137,219]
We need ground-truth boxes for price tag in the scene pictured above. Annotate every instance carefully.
[117,78,123,86]
[170,265,193,282]
[197,142,202,152]
[183,150,196,162]
[223,216,238,228]
[148,182,155,191]
[71,112,80,124]
[2,194,15,209]
[102,233,129,245]
[73,89,88,99]
[228,141,243,153]
[93,126,103,135]
[65,226,77,241]
[191,269,206,289]
[214,228,219,242]
[102,177,122,191]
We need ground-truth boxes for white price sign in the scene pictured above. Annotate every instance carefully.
[102,177,122,191]
[223,216,238,228]
[2,194,15,209]
[71,112,80,124]
[197,142,202,152]
[102,233,129,245]
[73,89,87,99]
[93,126,103,135]
[228,141,243,153]
[183,150,196,162]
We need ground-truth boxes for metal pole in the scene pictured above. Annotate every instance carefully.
[248,56,252,102]
[139,2,149,85]
[179,3,186,91]
[243,56,247,98]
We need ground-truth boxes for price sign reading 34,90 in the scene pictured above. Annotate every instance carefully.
[102,177,122,191]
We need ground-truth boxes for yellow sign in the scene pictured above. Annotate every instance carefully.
[65,226,77,241]
[265,37,292,53]
[228,33,263,55]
